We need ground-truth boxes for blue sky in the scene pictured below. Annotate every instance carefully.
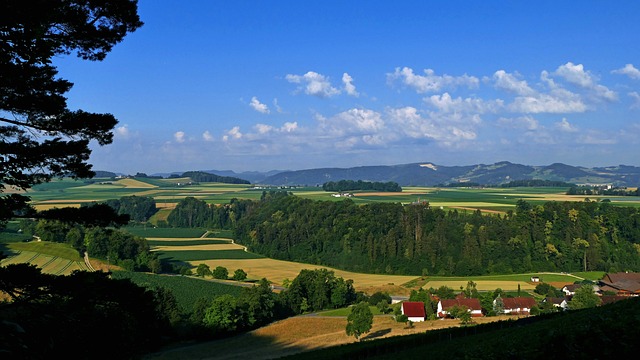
[55,1,640,174]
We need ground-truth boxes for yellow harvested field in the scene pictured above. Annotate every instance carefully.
[431,201,515,208]
[115,178,158,188]
[145,314,522,360]
[33,203,82,210]
[192,257,417,290]
[37,199,97,203]
[424,280,535,291]
[155,203,177,209]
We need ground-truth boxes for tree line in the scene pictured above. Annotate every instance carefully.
[322,180,402,192]
[166,192,640,276]
[567,185,640,196]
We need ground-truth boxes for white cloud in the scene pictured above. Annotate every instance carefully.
[629,92,640,109]
[497,116,539,130]
[554,62,594,88]
[285,71,341,98]
[254,124,273,134]
[385,106,478,144]
[612,64,640,80]
[509,93,587,113]
[424,92,503,113]
[250,96,270,114]
[116,125,130,138]
[222,126,243,142]
[202,130,214,141]
[332,108,384,134]
[555,118,577,132]
[174,131,186,143]
[342,73,359,97]
[281,122,298,132]
[387,67,479,93]
[492,70,535,96]
[554,62,616,101]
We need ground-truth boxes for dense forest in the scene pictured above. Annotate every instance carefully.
[322,180,402,192]
[167,192,640,276]
[181,171,251,184]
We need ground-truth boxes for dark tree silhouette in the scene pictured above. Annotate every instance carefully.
[0,0,143,224]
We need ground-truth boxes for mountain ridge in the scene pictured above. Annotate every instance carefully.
[118,161,640,187]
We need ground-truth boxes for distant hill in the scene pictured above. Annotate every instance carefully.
[181,171,250,184]
[259,161,640,187]
[93,170,117,178]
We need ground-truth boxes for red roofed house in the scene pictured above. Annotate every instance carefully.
[401,301,426,322]
[437,298,483,318]
[599,272,640,296]
[494,296,537,315]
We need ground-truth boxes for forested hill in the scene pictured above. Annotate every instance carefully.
[259,162,640,187]
[181,171,250,184]
[166,193,640,276]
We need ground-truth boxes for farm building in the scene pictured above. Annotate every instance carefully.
[401,301,426,322]
[561,284,582,296]
[598,272,640,296]
[494,296,537,315]
[543,297,568,310]
[437,298,483,318]
[530,276,540,283]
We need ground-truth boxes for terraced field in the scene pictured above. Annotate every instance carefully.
[0,250,90,275]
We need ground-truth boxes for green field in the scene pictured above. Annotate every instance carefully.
[0,250,89,275]
[146,239,231,247]
[111,271,243,313]
[123,226,208,238]
[20,178,640,212]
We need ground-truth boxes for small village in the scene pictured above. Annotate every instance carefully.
[399,272,640,322]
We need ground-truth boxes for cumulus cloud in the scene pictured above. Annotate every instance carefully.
[202,130,214,141]
[250,96,270,114]
[281,122,298,132]
[555,118,577,132]
[612,64,640,80]
[342,73,359,97]
[116,125,130,138]
[174,131,186,143]
[285,71,341,98]
[508,92,587,113]
[330,108,384,135]
[424,92,503,113]
[387,67,479,93]
[385,106,478,144]
[492,70,535,96]
[222,126,243,142]
[553,62,616,101]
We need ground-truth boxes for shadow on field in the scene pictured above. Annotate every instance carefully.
[362,328,392,341]
[144,332,310,360]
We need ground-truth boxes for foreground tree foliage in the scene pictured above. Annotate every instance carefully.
[346,302,374,340]
[0,264,170,358]
[0,0,143,224]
